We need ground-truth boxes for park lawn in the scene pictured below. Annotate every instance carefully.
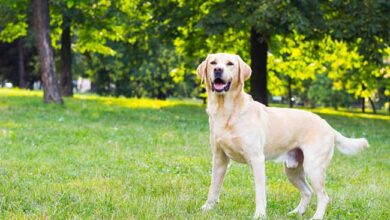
[0,89,389,219]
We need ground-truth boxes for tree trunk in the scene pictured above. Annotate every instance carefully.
[388,101,390,115]
[17,38,27,88]
[287,76,293,108]
[60,16,73,96]
[361,84,365,113]
[368,97,376,114]
[32,0,63,103]
[96,69,110,95]
[250,27,268,106]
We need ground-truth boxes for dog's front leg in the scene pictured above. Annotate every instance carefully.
[202,148,229,211]
[250,154,267,219]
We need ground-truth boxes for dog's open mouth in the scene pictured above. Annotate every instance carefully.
[212,78,231,92]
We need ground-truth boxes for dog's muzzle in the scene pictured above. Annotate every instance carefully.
[212,78,231,93]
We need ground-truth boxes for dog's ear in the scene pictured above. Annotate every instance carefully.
[196,55,210,84]
[237,55,252,83]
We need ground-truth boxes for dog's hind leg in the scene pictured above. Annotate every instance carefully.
[303,140,334,220]
[284,148,312,215]
[285,162,312,215]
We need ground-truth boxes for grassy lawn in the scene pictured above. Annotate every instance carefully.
[0,89,389,219]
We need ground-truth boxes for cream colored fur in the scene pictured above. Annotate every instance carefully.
[197,53,369,220]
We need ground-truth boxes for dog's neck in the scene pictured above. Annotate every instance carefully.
[206,88,251,118]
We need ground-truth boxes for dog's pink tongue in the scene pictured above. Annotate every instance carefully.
[214,83,225,90]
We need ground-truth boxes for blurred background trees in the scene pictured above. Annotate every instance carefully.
[0,0,389,112]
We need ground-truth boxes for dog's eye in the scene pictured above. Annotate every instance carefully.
[227,62,234,66]
[210,61,217,65]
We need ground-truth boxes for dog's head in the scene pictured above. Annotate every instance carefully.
[196,53,251,94]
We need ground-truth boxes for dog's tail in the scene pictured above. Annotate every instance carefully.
[334,130,369,155]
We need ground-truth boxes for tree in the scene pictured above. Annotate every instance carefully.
[323,0,390,113]
[194,0,389,110]
[250,28,268,105]
[32,0,63,103]
[1,0,388,111]
[192,0,326,105]
[0,0,29,88]
[267,33,320,107]
[60,14,72,96]
[17,38,27,88]
[308,74,354,110]
[53,0,127,97]
[250,1,327,105]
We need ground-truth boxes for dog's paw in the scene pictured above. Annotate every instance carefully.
[287,208,302,216]
[201,201,215,212]
[308,211,325,220]
[253,211,266,220]
[287,209,298,215]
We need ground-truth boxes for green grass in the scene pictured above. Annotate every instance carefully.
[0,89,389,219]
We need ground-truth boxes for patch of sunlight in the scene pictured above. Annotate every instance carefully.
[0,88,42,97]
[0,89,202,109]
[75,93,202,109]
[271,103,389,120]
[103,97,182,109]
[311,108,389,120]
[9,88,384,118]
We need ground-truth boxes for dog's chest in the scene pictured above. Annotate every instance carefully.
[212,117,247,163]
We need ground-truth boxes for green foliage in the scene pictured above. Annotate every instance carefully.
[0,0,389,109]
[267,33,389,109]
[0,0,28,42]
[324,0,390,63]
[196,0,325,41]
[268,33,319,97]
[0,21,27,43]
[308,74,354,109]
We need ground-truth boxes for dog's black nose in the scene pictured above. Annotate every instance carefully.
[214,67,223,78]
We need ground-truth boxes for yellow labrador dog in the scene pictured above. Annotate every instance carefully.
[197,53,369,220]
